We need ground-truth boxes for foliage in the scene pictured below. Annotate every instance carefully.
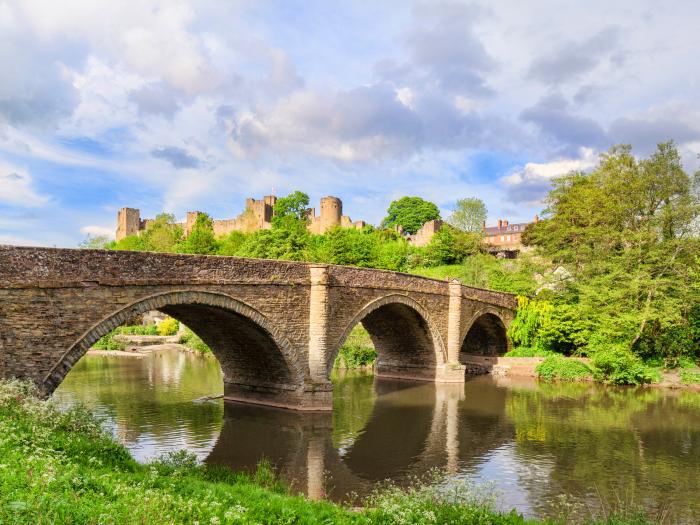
[334,326,377,369]
[536,356,592,382]
[524,142,700,355]
[679,369,700,385]
[448,197,487,233]
[217,230,247,256]
[591,345,660,385]
[504,347,556,358]
[157,317,179,336]
[92,330,126,351]
[381,196,441,234]
[79,235,112,249]
[179,213,217,254]
[179,326,211,353]
[272,190,310,226]
[236,223,310,261]
[507,297,553,349]
[423,226,481,266]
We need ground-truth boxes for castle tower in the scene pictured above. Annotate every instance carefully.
[184,211,202,236]
[116,208,141,241]
[319,196,342,233]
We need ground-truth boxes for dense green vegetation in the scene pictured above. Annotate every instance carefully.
[535,356,593,382]
[335,326,377,369]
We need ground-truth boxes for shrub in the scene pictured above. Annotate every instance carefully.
[179,326,211,353]
[680,369,700,385]
[92,331,126,351]
[591,345,660,385]
[536,356,592,382]
[334,326,377,369]
[504,347,556,358]
[157,317,179,336]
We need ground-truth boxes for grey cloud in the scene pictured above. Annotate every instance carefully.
[504,177,553,205]
[521,94,609,153]
[151,146,201,169]
[4,172,23,181]
[608,116,700,155]
[377,2,494,96]
[129,82,181,118]
[529,27,622,85]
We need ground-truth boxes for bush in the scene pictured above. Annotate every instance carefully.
[591,345,660,385]
[92,331,126,351]
[536,356,592,382]
[157,318,179,336]
[179,326,211,353]
[680,369,700,385]
[334,326,377,369]
[504,347,556,358]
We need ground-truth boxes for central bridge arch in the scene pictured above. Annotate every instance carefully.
[330,294,447,380]
[43,291,306,401]
[460,308,509,357]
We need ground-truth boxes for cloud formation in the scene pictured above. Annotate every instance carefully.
[0,0,699,246]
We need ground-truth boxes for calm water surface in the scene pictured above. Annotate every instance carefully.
[53,348,700,522]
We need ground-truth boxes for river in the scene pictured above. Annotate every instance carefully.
[52,347,700,523]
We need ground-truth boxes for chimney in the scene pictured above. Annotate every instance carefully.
[503,219,509,227]
[534,214,539,223]
[498,219,503,228]
[482,220,486,230]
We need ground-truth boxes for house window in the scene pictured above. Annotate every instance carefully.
[500,235,504,242]
[506,235,511,242]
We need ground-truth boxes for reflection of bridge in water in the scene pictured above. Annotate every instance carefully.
[206,376,514,500]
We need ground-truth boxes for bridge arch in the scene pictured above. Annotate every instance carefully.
[459,308,509,357]
[330,294,447,380]
[42,290,305,396]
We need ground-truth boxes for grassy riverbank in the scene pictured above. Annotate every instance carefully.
[0,379,662,524]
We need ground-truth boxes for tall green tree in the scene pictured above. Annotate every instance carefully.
[272,191,310,229]
[381,196,440,234]
[448,197,487,233]
[141,213,183,252]
[180,213,217,254]
[524,142,700,356]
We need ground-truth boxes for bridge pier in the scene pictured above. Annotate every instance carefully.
[435,280,466,382]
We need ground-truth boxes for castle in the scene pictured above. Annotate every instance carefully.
[116,195,368,241]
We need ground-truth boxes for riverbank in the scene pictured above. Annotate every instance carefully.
[1,379,661,524]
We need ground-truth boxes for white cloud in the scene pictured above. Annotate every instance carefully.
[501,148,597,205]
[79,225,114,238]
[0,163,49,207]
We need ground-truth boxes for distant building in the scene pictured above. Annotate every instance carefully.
[483,216,538,257]
[115,195,366,241]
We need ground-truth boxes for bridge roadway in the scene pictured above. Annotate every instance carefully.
[0,246,516,410]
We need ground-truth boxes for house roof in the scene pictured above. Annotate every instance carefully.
[484,223,529,235]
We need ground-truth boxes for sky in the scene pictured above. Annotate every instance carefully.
[1,0,699,247]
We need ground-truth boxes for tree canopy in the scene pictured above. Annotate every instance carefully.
[448,197,487,233]
[381,196,440,234]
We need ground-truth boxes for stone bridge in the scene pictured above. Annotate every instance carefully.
[0,246,517,410]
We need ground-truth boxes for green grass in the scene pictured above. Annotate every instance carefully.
[536,356,593,382]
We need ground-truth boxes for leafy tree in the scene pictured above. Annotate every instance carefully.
[272,191,310,229]
[79,235,112,249]
[424,226,481,265]
[448,197,487,233]
[381,196,440,234]
[180,213,217,254]
[217,230,247,256]
[141,213,183,252]
[524,142,700,354]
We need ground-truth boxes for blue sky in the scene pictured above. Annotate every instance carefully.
[1,0,699,246]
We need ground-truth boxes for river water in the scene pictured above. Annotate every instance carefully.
[53,347,700,523]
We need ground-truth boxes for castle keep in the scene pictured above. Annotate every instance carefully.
[116,195,367,241]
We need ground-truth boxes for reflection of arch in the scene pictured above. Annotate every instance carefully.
[330,294,447,378]
[43,290,303,395]
[460,309,508,356]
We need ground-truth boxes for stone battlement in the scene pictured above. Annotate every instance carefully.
[116,195,366,241]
